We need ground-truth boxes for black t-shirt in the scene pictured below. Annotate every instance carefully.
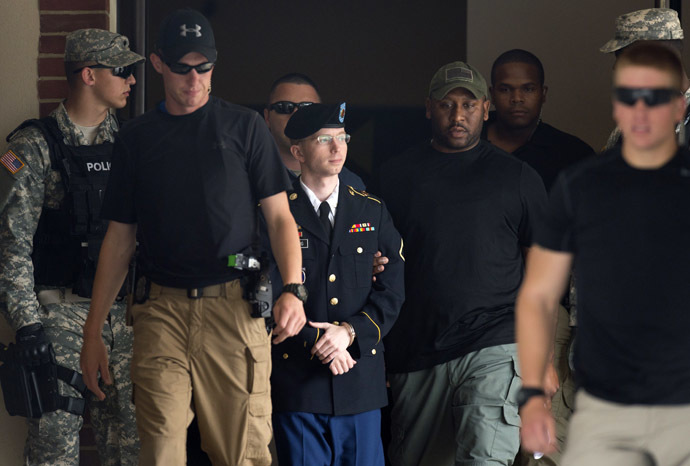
[536,147,690,404]
[102,97,291,288]
[381,140,547,373]
[482,113,596,191]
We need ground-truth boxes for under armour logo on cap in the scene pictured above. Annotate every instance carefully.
[156,8,217,63]
[180,24,202,37]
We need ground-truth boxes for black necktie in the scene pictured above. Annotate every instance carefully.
[319,201,332,239]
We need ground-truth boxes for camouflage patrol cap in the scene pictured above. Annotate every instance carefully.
[600,8,684,54]
[64,29,145,66]
[429,61,488,100]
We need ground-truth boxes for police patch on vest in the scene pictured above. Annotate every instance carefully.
[86,161,111,172]
[1,150,25,174]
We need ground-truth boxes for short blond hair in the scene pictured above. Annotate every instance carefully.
[614,42,684,90]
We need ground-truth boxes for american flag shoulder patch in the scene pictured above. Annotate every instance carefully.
[1,150,25,174]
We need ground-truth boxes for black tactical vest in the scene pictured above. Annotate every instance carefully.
[7,117,114,297]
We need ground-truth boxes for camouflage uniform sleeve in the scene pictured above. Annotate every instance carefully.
[0,127,51,332]
[603,127,622,152]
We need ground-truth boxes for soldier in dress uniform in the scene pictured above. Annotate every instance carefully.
[270,102,405,466]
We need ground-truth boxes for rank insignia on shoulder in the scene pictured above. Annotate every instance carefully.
[349,222,375,233]
[348,186,369,196]
[348,186,381,204]
[1,150,25,174]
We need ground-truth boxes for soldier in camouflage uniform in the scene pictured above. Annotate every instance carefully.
[601,8,690,150]
[0,29,143,465]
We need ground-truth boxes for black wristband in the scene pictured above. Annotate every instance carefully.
[517,387,546,409]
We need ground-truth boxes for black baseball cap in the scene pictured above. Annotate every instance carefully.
[155,8,217,63]
[284,103,347,140]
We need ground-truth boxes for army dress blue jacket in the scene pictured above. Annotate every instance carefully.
[271,179,405,416]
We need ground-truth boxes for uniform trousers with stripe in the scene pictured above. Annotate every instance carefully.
[273,409,384,466]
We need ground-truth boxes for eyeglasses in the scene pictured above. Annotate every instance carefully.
[268,101,314,114]
[613,87,682,107]
[313,133,351,145]
[73,64,134,79]
[165,61,215,75]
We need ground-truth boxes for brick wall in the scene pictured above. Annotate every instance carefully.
[37,5,111,463]
[37,0,110,117]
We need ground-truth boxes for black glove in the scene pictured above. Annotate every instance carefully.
[15,323,54,367]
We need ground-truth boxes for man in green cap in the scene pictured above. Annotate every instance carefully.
[601,7,690,149]
[380,61,547,465]
[0,28,143,465]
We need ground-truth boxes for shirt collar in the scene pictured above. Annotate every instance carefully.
[300,177,339,216]
[484,110,551,148]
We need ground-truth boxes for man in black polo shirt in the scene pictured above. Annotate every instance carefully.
[517,43,690,465]
[263,72,366,190]
[381,61,546,465]
[483,48,595,466]
[80,9,305,466]
[484,49,594,191]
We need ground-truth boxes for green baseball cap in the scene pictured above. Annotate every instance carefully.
[64,29,145,66]
[429,61,488,100]
[600,8,684,54]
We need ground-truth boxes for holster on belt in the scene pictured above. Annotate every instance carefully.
[126,274,150,326]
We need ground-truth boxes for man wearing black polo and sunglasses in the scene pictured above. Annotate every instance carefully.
[0,28,143,465]
[264,72,366,191]
[81,8,305,466]
[517,43,690,465]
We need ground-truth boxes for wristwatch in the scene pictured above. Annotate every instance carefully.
[516,387,546,409]
[282,283,308,303]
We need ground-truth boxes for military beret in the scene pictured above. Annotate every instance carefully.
[284,102,346,140]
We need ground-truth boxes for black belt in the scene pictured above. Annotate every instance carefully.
[153,282,229,300]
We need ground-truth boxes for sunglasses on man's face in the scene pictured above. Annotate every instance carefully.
[613,87,682,107]
[165,61,215,75]
[73,64,135,79]
[268,101,314,115]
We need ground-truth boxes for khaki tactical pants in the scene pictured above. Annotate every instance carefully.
[563,390,690,466]
[130,280,272,466]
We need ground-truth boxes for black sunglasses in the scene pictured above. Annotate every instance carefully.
[613,87,682,107]
[165,61,215,75]
[73,64,134,79]
[268,101,314,114]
